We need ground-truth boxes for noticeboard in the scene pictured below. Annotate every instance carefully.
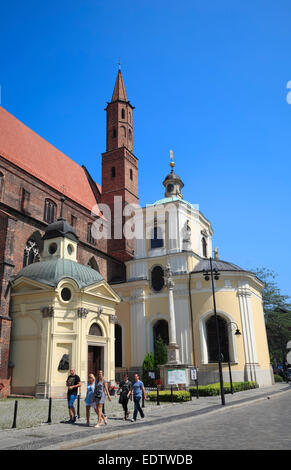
[167,369,187,385]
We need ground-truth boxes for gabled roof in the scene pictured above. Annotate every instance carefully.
[0,106,101,213]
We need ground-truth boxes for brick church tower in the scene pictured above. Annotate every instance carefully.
[101,68,139,262]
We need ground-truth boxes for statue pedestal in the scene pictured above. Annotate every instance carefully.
[167,342,180,365]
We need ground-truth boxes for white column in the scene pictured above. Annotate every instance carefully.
[237,283,259,382]
[165,263,180,364]
[130,288,147,367]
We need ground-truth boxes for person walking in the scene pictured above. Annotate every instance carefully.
[93,370,111,428]
[66,368,81,423]
[84,374,98,426]
[128,373,146,422]
[118,373,132,421]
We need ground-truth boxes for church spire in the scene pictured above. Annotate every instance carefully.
[105,67,134,153]
[163,150,184,199]
[111,68,128,103]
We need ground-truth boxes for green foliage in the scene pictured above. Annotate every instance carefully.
[147,390,191,402]
[142,352,155,386]
[274,374,284,383]
[189,381,258,397]
[154,335,168,367]
[251,267,291,364]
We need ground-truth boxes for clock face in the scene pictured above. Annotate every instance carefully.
[167,183,174,193]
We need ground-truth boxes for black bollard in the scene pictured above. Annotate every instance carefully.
[189,386,192,401]
[47,397,52,423]
[77,394,80,418]
[142,394,145,408]
[171,386,173,403]
[12,400,18,429]
[196,380,199,399]
[102,403,106,417]
[157,386,160,406]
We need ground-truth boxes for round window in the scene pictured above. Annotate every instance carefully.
[61,287,72,302]
[48,243,58,255]
[67,244,74,255]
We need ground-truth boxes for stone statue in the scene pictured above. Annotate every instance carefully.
[182,220,192,251]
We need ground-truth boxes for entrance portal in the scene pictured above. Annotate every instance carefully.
[88,345,103,377]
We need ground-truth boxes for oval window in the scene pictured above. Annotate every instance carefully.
[49,242,58,255]
[151,266,165,292]
[61,287,72,302]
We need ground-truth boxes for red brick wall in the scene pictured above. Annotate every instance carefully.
[0,157,125,391]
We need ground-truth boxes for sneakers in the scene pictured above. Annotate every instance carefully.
[130,418,136,422]
[73,415,78,422]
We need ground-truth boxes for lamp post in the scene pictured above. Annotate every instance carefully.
[203,257,225,406]
[227,322,241,394]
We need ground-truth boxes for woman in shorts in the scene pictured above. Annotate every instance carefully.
[85,374,98,426]
[93,370,112,427]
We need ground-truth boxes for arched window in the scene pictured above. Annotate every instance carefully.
[88,257,100,272]
[112,128,117,138]
[44,199,57,224]
[151,226,163,249]
[120,125,126,137]
[23,238,40,267]
[202,237,207,257]
[121,108,125,119]
[130,169,133,181]
[89,323,103,336]
[111,166,116,178]
[128,129,132,141]
[153,320,169,350]
[115,324,122,367]
[206,315,229,363]
[151,265,165,292]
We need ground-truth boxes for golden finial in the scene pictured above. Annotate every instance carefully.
[169,149,175,168]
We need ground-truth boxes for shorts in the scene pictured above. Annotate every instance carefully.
[67,394,77,409]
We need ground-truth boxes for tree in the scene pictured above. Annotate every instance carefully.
[154,335,168,380]
[142,352,155,386]
[251,267,291,364]
[154,335,168,365]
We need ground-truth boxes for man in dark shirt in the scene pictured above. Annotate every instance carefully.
[66,368,81,423]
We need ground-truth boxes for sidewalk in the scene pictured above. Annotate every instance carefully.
[0,383,290,450]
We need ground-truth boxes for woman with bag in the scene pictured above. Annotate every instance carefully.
[93,370,111,428]
[117,374,132,421]
[84,374,98,426]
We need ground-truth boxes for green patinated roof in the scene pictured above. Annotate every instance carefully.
[12,258,103,288]
[151,196,197,209]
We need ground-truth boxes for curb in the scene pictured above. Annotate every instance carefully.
[54,387,291,450]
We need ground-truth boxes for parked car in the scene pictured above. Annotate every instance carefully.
[286,369,291,383]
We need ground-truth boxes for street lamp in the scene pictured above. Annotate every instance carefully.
[203,257,225,406]
[227,322,241,394]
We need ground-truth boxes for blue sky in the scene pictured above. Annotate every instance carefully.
[1,1,290,296]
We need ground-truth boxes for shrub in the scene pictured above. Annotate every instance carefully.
[189,381,258,397]
[274,374,283,383]
[147,390,191,402]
